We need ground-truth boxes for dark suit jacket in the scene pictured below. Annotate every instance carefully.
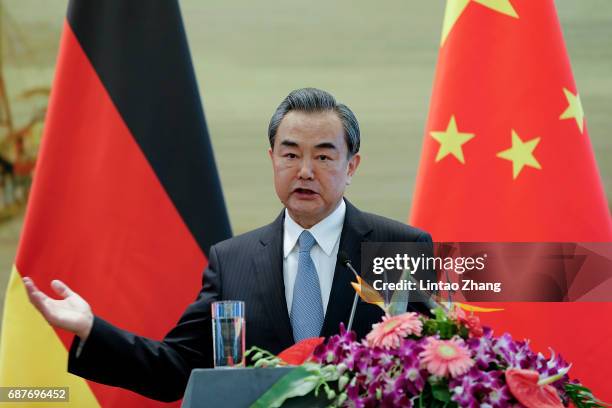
[68,200,432,402]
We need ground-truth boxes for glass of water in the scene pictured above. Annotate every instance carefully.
[211,301,245,368]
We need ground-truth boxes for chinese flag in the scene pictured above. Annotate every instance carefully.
[411,0,612,400]
[0,1,231,407]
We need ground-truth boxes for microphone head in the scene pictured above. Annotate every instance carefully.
[338,251,351,267]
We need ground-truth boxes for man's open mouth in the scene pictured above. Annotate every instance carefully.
[293,188,317,195]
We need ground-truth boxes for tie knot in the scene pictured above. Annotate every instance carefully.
[298,230,316,253]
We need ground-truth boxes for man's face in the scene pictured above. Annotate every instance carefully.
[269,110,360,228]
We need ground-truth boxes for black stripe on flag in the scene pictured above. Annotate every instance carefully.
[66,0,232,256]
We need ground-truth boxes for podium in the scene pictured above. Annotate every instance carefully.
[181,367,329,408]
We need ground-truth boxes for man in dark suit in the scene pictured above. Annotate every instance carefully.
[24,88,431,402]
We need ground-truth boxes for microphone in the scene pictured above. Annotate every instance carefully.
[339,252,445,322]
[338,251,360,332]
[338,251,357,276]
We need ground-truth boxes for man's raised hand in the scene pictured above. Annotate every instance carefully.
[23,277,94,341]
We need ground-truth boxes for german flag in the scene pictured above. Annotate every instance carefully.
[0,1,231,407]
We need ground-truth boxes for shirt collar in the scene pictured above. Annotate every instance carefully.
[283,199,346,258]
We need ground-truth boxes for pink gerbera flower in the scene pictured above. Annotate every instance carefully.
[366,312,423,349]
[419,337,474,378]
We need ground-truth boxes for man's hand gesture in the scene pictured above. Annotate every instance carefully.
[23,277,94,341]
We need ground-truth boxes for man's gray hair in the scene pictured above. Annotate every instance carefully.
[268,88,360,157]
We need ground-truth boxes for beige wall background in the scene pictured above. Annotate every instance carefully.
[0,0,610,329]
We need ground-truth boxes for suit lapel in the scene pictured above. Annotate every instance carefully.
[253,201,373,345]
[321,200,372,337]
[252,211,295,347]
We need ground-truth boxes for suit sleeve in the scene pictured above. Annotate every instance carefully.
[67,245,222,402]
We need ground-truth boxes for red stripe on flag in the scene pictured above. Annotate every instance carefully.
[16,21,206,406]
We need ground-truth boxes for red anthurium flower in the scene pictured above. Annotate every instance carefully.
[278,337,325,365]
[506,368,563,408]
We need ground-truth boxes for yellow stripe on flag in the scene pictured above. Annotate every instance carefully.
[0,267,100,407]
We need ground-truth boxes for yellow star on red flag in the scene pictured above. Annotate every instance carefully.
[441,0,518,46]
[559,87,585,134]
[496,130,542,179]
[430,115,475,164]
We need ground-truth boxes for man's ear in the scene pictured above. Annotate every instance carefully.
[268,147,273,160]
[346,153,361,184]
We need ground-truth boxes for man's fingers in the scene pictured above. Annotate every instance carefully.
[51,279,74,299]
[23,276,36,292]
[23,277,44,303]
[23,277,52,315]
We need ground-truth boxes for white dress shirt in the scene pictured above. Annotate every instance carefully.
[283,200,346,316]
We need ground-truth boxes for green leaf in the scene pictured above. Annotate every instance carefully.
[419,382,458,408]
[564,383,610,408]
[423,319,438,336]
[436,320,458,340]
[433,307,447,321]
[458,325,469,339]
[431,383,451,402]
[250,367,319,408]
[319,364,340,382]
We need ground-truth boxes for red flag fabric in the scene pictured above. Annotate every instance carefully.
[0,1,231,407]
[411,0,612,400]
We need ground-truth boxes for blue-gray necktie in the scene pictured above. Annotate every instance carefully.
[290,230,324,342]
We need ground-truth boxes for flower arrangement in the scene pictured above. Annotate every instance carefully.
[247,271,606,407]
[247,304,607,408]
